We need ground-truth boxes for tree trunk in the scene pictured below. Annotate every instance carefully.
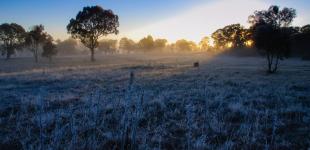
[34,50,38,63]
[33,44,39,63]
[90,48,95,62]
[6,51,11,60]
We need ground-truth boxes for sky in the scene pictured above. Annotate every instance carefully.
[0,0,309,43]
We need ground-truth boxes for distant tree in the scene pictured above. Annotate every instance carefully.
[250,5,296,73]
[199,36,211,51]
[42,36,57,62]
[56,38,79,55]
[211,24,250,49]
[154,38,168,51]
[138,35,154,51]
[25,25,49,63]
[67,6,119,61]
[301,24,310,33]
[0,23,25,59]
[119,37,136,53]
[175,39,198,52]
[98,39,117,54]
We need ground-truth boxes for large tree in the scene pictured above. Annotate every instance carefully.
[249,5,296,73]
[211,24,250,49]
[0,23,25,59]
[67,6,119,61]
[25,25,50,63]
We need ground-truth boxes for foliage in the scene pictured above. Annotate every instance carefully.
[98,39,118,54]
[0,23,25,59]
[211,24,251,49]
[25,25,50,63]
[301,24,310,33]
[138,35,154,51]
[199,36,211,51]
[250,5,296,73]
[154,39,168,51]
[42,37,57,62]
[249,5,296,28]
[174,39,198,52]
[56,38,79,55]
[67,6,119,61]
[119,37,136,53]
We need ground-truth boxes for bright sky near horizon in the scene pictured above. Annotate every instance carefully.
[0,0,309,43]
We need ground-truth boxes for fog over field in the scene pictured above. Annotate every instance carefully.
[1,0,310,149]
[0,54,309,149]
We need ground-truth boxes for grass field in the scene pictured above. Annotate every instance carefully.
[0,53,309,149]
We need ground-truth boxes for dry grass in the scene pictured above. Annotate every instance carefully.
[0,54,309,149]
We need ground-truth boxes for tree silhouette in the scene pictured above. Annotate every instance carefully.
[67,6,119,61]
[249,5,296,28]
[0,23,25,59]
[25,25,49,63]
[301,24,310,33]
[211,24,250,49]
[119,37,136,53]
[42,36,57,62]
[250,5,296,73]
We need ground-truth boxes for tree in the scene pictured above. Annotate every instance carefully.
[56,38,79,55]
[199,36,211,51]
[174,39,198,52]
[154,39,167,51]
[0,23,25,59]
[119,37,136,53]
[25,25,49,63]
[211,24,250,49]
[67,6,119,61]
[250,5,296,73]
[249,5,296,28]
[98,39,117,54]
[42,36,57,62]
[301,24,310,33]
[138,35,154,52]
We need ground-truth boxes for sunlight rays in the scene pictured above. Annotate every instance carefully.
[124,0,268,43]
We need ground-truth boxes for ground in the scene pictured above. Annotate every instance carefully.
[0,53,309,149]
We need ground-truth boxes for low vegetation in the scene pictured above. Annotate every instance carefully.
[0,55,309,149]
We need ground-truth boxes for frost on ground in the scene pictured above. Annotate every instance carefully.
[0,54,309,149]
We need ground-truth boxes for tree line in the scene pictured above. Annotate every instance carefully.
[1,5,309,72]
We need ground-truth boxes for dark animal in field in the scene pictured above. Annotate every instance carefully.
[193,62,199,68]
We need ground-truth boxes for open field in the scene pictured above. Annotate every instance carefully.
[0,53,309,149]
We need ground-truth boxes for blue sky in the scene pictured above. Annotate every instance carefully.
[0,0,309,42]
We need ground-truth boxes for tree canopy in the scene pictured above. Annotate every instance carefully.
[25,25,50,63]
[212,24,251,49]
[42,37,57,62]
[67,5,119,61]
[0,23,25,59]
